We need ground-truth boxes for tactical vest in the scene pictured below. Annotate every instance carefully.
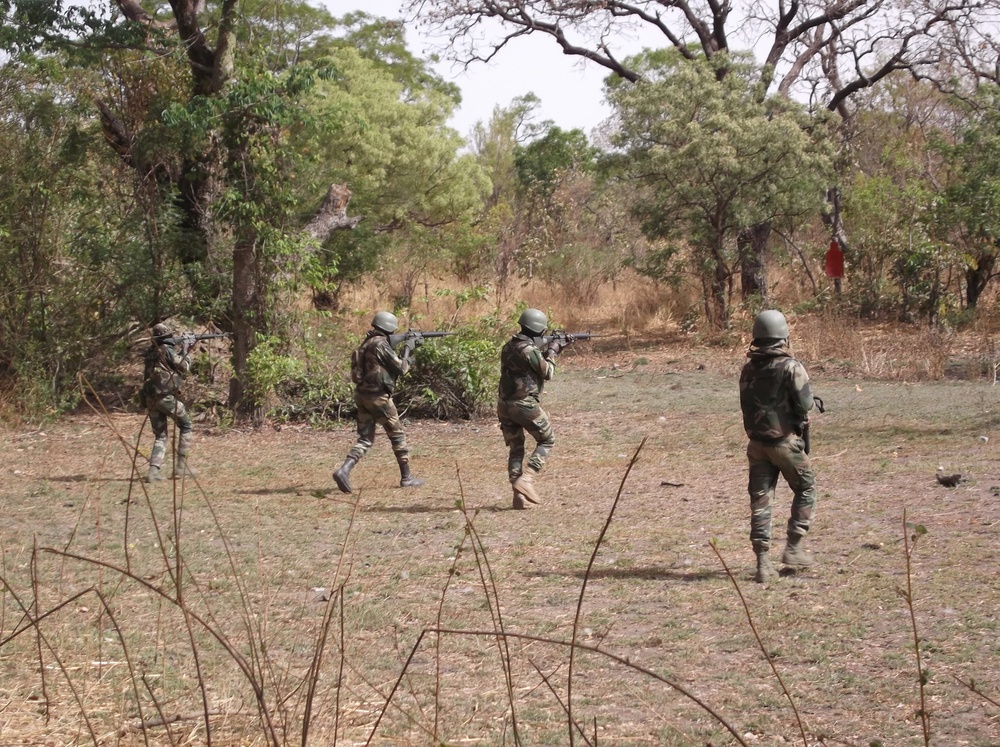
[352,334,395,395]
[739,350,809,441]
[498,336,545,401]
[142,344,182,399]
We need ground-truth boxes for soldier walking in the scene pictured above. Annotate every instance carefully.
[498,308,568,509]
[140,323,198,483]
[332,312,425,494]
[739,310,817,582]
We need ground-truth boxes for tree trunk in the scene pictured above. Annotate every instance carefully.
[738,222,771,300]
[965,250,996,308]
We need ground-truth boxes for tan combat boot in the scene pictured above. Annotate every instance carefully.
[145,465,167,483]
[781,534,814,568]
[754,551,778,583]
[174,456,198,479]
[512,467,541,505]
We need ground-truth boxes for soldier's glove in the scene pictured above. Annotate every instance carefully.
[544,339,564,359]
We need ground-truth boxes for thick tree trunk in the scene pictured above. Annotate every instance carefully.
[738,222,771,300]
[965,251,996,308]
[227,184,361,419]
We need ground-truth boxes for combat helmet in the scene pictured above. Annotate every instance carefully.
[152,322,171,340]
[371,311,399,334]
[518,308,548,335]
[752,309,790,343]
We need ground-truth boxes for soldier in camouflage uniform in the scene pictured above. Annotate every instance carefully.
[140,323,197,483]
[332,312,425,494]
[497,308,568,509]
[739,309,816,582]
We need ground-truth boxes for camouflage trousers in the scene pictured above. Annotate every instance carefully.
[497,398,554,480]
[347,392,410,465]
[148,395,193,469]
[746,436,816,552]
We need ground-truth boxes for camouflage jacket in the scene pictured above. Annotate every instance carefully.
[739,345,814,442]
[142,342,190,399]
[351,331,408,396]
[498,333,555,402]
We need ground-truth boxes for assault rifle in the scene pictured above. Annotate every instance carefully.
[160,332,231,349]
[387,330,453,352]
[530,331,602,351]
[803,395,825,455]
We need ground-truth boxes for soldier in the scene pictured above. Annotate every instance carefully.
[498,308,568,509]
[739,309,817,582]
[140,323,197,483]
[332,311,425,494]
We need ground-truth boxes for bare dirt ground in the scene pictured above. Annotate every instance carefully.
[1,341,999,746]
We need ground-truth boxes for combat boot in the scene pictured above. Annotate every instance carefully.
[781,533,814,568]
[512,489,527,510]
[174,456,198,479]
[399,462,425,489]
[333,456,357,494]
[145,465,167,483]
[754,551,778,583]
[512,467,541,505]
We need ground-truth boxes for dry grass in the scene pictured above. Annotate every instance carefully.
[2,338,999,746]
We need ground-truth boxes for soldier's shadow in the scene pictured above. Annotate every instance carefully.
[49,474,134,483]
[527,567,728,582]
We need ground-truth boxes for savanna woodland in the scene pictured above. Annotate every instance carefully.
[2,0,1000,745]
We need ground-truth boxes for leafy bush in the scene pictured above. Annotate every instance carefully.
[396,318,503,420]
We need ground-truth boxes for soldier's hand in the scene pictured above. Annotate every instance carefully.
[545,339,563,358]
[411,334,426,349]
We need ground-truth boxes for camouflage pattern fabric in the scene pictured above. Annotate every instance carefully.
[347,392,410,465]
[148,395,193,469]
[739,344,813,441]
[142,340,193,468]
[498,334,557,478]
[746,436,816,551]
[353,331,408,396]
[497,399,554,478]
[740,342,816,551]
[498,334,554,401]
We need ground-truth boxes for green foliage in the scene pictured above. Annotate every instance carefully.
[606,50,835,324]
[395,316,505,419]
[515,126,597,195]
[244,335,303,405]
[293,44,489,302]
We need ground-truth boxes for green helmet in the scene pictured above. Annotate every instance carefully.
[152,322,171,339]
[371,311,399,334]
[518,308,548,335]
[752,309,790,342]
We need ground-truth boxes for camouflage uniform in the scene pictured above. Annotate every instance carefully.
[739,343,816,554]
[141,336,193,477]
[346,330,413,465]
[497,333,556,487]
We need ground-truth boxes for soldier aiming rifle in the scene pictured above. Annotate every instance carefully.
[332,313,451,494]
[140,323,229,483]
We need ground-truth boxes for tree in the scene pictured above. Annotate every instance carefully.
[406,0,984,305]
[606,51,834,326]
[1,1,378,418]
[934,98,1000,308]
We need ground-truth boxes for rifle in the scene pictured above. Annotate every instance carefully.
[160,332,231,349]
[387,330,453,350]
[530,331,602,351]
[803,395,825,455]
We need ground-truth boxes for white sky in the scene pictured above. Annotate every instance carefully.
[325,0,657,140]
